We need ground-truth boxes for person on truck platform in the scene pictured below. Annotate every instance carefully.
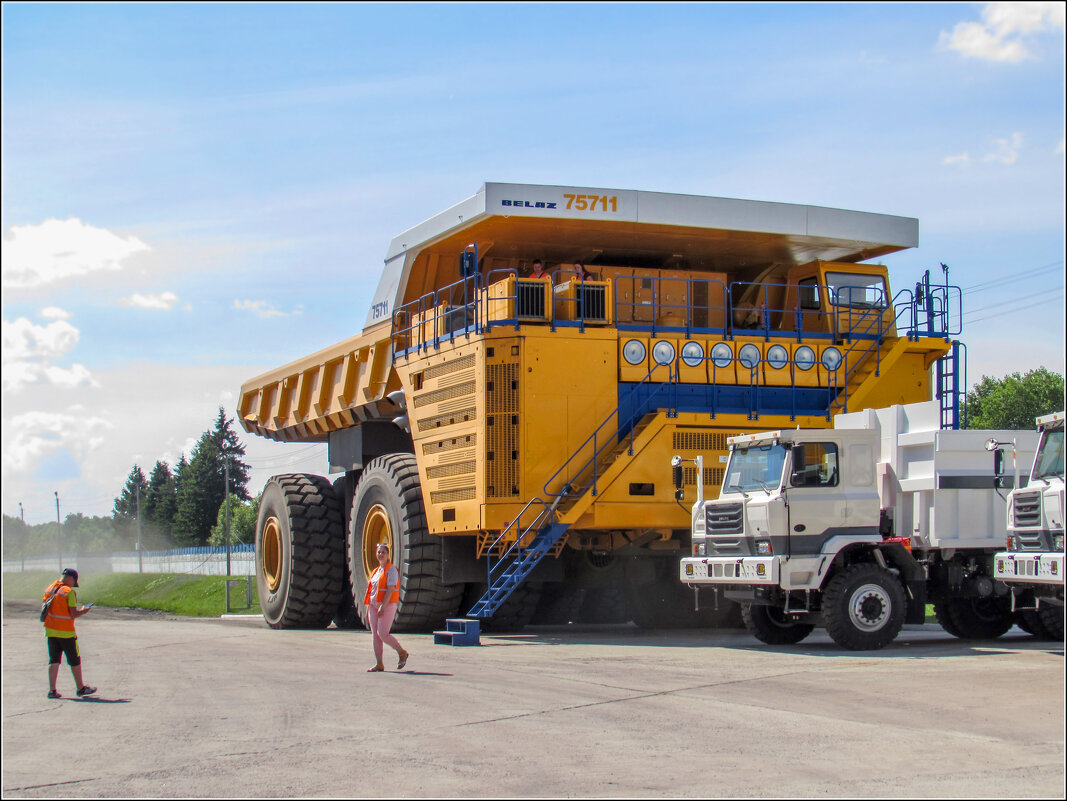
[530,259,550,282]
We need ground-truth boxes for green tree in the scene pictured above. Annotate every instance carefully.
[64,513,119,553]
[173,433,227,546]
[144,460,178,543]
[966,367,1065,430]
[210,406,251,502]
[113,465,149,544]
[208,493,260,546]
[2,514,31,560]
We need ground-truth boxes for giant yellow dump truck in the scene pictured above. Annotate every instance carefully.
[238,182,963,631]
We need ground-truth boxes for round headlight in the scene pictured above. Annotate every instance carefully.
[767,344,789,369]
[738,344,761,369]
[795,345,816,371]
[681,341,704,368]
[652,340,676,366]
[623,339,646,366]
[710,343,733,369]
[822,347,842,371]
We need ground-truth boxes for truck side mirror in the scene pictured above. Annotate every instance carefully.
[671,455,684,500]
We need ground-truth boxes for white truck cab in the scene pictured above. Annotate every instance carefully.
[680,402,1039,650]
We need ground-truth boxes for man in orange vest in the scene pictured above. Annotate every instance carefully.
[43,568,96,699]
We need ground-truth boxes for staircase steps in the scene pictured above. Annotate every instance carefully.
[467,522,570,618]
[433,618,481,646]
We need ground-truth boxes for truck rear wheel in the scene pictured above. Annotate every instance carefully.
[348,454,463,632]
[741,604,815,645]
[255,474,345,629]
[1037,605,1064,640]
[939,596,1013,640]
[822,563,905,650]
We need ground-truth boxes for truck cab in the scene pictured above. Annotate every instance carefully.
[993,411,1064,639]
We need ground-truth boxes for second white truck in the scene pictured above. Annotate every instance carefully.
[678,401,1038,650]
[991,411,1064,640]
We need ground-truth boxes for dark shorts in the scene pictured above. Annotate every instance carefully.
[47,636,80,666]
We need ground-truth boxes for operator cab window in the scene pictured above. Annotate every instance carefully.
[790,442,839,488]
[825,272,887,309]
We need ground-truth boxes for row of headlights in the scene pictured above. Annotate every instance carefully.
[623,339,843,371]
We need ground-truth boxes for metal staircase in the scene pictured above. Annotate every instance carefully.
[466,369,676,619]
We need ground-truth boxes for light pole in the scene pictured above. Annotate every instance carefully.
[223,454,232,577]
[54,491,62,570]
[19,502,25,571]
[136,485,144,573]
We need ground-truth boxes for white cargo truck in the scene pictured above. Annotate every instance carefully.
[991,411,1064,640]
[677,401,1038,650]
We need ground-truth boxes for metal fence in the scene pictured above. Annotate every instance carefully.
[2,544,255,577]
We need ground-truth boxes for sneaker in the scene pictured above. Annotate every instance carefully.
[47,689,61,699]
[76,685,97,697]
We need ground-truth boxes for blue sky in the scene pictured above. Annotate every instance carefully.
[2,2,1064,525]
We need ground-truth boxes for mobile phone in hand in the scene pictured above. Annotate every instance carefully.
[84,602,95,609]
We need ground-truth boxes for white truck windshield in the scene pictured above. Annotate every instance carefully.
[725,442,787,493]
[1033,428,1064,481]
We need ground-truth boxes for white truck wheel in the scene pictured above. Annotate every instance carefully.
[822,563,905,650]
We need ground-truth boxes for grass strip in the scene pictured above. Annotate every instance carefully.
[3,570,261,618]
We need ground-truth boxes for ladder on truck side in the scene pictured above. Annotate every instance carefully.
[467,369,676,619]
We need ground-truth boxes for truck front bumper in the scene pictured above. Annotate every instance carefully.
[994,552,1064,586]
[680,556,780,586]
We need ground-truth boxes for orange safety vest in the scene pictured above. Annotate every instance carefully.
[364,563,400,605]
[42,580,76,634]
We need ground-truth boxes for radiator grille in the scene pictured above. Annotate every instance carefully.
[431,487,477,504]
[516,281,548,319]
[413,381,477,408]
[706,502,744,536]
[427,460,477,479]
[486,362,521,498]
[684,466,725,487]
[1012,491,1041,528]
[673,432,736,451]
[423,354,476,380]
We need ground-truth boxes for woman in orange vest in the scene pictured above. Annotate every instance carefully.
[365,543,409,672]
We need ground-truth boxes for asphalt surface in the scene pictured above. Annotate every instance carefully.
[2,599,1064,798]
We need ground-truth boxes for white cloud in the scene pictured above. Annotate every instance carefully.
[40,307,72,321]
[1,315,97,392]
[118,291,180,310]
[234,299,287,319]
[943,153,971,167]
[1,217,151,289]
[1,409,113,476]
[984,131,1024,164]
[940,2,1065,62]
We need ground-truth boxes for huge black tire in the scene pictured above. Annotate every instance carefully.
[255,474,345,629]
[940,596,1014,640]
[625,562,740,629]
[741,604,815,645]
[348,454,463,632]
[1037,604,1064,640]
[463,581,543,632]
[822,563,905,650]
[933,599,965,638]
[576,586,631,624]
[530,583,585,625]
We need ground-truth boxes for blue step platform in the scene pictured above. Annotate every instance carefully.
[433,618,481,646]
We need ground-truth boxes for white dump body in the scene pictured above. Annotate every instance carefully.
[834,402,1038,550]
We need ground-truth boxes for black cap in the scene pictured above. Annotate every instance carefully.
[62,568,79,587]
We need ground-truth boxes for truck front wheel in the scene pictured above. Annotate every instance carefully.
[741,604,815,645]
[255,474,345,629]
[822,563,905,650]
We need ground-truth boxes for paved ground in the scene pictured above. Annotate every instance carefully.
[2,599,1063,798]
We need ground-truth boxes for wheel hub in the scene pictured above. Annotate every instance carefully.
[263,516,283,593]
[848,583,890,631]
[362,503,392,578]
